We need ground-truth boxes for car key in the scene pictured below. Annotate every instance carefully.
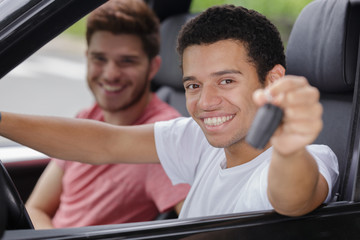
[246,103,283,149]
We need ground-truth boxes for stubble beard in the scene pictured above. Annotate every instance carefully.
[97,72,151,113]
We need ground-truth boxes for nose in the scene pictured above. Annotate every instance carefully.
[198,85,221,110]
[103,61,121,82]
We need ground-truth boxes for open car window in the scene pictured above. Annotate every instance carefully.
[1,0,360,239]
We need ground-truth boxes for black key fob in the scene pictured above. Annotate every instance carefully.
[246,103,283,149]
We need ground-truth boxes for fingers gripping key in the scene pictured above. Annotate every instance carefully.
[246,104,283,149]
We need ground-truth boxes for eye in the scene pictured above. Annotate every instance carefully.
[91,55,107,63]
[122,57,136,63]
[220,79,233,85]
[186,83,200,90]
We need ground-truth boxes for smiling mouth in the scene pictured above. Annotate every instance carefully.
[102,84,125,92]
[204,115,234,126]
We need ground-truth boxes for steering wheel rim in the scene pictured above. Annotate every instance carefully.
[0,160,34,230]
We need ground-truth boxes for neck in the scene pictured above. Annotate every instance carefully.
[103,92,152,125]
[224,141,271,168]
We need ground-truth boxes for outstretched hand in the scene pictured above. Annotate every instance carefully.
[253,75,323,156]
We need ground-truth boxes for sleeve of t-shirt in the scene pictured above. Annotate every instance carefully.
[307,145,339,202]
[154,117,205,185]
[145,164,190,213]
[52,158,67,170]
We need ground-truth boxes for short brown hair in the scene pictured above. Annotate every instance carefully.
[86,0,160,59]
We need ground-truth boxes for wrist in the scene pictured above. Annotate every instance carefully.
[273,147,308,161]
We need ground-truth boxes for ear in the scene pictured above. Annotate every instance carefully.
[147,55,162,81]
[265,64,286,86]
[85,49,90,68]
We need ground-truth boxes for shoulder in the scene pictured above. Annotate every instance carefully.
[306,144,339,201]
[155,117,207,154]
[141,94,181,123]
[306,144,338,171]
[75,104,104,121]
[306,145,337,162]
[155,117,200,134]
[306,145,339,181]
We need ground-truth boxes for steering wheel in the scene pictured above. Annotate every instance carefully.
[0,160,34,230]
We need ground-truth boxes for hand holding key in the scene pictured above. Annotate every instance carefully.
[248,75,323,156]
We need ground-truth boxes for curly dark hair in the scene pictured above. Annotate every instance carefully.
[86,0,160,59]
[177,5,286,83]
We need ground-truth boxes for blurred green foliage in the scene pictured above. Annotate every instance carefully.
[190,0,313,45]
[64,16,87,37]
[190,0,312,18]
[64,0,313,45]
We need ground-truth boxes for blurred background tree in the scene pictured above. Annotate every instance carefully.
[64,0,312,46]
[190,0,313,45]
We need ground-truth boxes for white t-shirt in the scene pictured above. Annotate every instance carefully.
[154,117,339,219]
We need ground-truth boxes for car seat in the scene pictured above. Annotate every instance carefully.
[145,0,191,22]
[152,13,198,117]
[151,12,198,220]
[286,0,360,201]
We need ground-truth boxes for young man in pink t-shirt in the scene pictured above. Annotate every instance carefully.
[25,0,189,229]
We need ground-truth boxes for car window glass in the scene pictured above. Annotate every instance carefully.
[0,34,93,147]
[0,0,42,30]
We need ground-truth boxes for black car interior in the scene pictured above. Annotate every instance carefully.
[0,161,33,230]
[1,0,360,238]
[152,12,197,117]
[286,0,360,202]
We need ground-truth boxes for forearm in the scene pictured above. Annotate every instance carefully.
[25,207,54,229]
[0,112,111,164]
[267,148,326,216]
[174,200,185,215]
[0,112,159,164]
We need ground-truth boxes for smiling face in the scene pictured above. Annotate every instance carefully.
[86,31,154,112]
[183,40,265,149]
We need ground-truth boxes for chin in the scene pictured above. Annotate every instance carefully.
[206,133,245,149]
[206,137,232,149]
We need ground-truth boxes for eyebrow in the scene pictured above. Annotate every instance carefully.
[211,69,243,77]
[89,51,103,56]
[90,52,140,60]
[182,69,243,83]
[182,76,195,83]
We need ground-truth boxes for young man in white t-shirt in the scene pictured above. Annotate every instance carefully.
[0,4,338,218]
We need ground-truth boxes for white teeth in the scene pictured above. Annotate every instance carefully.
[204,115,234,126]
[103,84,123,92]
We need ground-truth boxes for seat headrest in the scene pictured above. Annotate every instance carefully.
[153,13,197,91]
[286,0,360,93]
[145,0,191,22]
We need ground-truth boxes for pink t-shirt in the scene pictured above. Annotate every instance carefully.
[52,94,190,228]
